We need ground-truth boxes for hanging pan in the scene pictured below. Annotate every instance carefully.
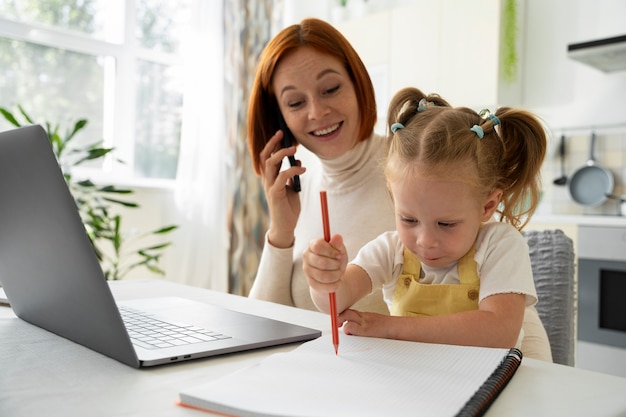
[568,132,614,207]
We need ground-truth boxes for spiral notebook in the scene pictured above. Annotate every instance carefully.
[177,335,522,417]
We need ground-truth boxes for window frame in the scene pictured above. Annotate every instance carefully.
[0,1,184,187]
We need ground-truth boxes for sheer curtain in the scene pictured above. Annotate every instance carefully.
[224,0,277,296]
[171,0,228,292]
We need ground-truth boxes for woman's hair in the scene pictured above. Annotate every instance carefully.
[385,87,547,230]
[247,18,377,175]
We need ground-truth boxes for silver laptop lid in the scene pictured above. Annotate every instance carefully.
[0,125,140,367]
[0,125,321,368]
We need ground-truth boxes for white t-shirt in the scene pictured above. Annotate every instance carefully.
[351,221,538,310]
[352,221,552,361]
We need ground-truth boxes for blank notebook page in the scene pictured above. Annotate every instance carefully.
[178,334,514,417]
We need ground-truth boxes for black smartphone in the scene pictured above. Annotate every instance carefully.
[278,112,301,192]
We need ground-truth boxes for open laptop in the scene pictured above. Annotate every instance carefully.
[0,125,321,368]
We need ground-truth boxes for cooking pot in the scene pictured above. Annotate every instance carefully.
[568,133,614,207]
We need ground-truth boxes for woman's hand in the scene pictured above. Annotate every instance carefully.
[259,130,306,248]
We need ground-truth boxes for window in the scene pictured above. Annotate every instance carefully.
[0,0,191,181]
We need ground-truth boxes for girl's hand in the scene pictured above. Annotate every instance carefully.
[338,309,391,339]
[259,130,306,248]
[303,234,347,300]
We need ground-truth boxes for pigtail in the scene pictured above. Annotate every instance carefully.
[387,87,421,136]
[493,108,547,230]
[386,87,451,138]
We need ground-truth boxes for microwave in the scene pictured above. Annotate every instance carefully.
[577,225,626,349]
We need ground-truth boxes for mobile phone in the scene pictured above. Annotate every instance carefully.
[278,112,301,192]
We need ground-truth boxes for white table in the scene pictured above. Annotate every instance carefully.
[1,279,626,417]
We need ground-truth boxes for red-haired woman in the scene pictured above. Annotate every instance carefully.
[247,18,394,314]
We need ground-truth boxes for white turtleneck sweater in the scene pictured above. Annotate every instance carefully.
[249,133,395,314]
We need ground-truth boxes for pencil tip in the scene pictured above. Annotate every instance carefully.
[334,345,338,355]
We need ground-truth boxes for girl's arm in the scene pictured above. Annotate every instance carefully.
[339,292,525,348]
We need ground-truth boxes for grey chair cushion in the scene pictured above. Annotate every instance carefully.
[522,229,576,366]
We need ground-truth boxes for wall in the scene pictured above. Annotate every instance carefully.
[540,131,626,217]
[519,0,626,216]
[523,0,626,128]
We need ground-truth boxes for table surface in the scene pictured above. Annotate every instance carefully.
[2,279,626,417]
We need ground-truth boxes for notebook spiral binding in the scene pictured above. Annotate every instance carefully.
[456,348,523,417]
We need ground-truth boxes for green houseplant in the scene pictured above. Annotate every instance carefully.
[0,105,178,280]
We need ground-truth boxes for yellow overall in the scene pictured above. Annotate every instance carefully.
[391,246,480,317]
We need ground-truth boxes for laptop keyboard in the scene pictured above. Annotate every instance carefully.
[119,305,232,350]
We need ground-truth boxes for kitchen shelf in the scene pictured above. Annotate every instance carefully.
[531,214,626,227]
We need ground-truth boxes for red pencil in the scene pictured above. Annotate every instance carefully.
[320,190,339,355]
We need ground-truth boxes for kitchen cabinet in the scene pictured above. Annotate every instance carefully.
[338,0,523,110]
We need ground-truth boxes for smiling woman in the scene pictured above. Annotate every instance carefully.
[245,18,395,314]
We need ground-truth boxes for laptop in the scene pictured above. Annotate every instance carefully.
[0,125,321,368]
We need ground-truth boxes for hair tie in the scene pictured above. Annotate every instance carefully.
[391,122,404,133]
[487,114,500,126]
[479,109,500,126]
[417,98,435,112]
[470,125,484,139]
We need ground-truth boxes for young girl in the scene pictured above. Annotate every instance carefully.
[303,87,552,361]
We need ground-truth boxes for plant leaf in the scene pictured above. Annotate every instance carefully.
[139,242,172,251]
[76,179,96,187]
[102,197,139,208]
[0,108,20,126]
[152,225,178,234]
[74,147,114,165]
[65,119,88,143]
[18,105,34,124]
[97,185,134,194]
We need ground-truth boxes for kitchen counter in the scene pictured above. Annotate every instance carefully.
[526,215,625,258]
[530,214,626,227]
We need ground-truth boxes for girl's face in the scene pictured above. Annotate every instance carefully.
[271,46,361,160]
[389,171,501,268]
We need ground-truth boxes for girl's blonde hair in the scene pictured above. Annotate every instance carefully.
[385,87,547,230]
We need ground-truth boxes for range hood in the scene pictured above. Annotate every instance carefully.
[567,35,626,73]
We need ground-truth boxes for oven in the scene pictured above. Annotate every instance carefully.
[577,225,626,377]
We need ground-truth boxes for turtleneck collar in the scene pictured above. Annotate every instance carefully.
[318,133,386,192]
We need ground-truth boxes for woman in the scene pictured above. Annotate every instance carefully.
[246,18,394,314]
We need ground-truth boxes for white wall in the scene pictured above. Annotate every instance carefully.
[284,0,626,130]
[522,0,626,130]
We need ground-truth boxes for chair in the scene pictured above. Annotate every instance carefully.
[522,229,576,366]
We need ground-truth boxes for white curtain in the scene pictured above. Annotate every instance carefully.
[170,0,228,292]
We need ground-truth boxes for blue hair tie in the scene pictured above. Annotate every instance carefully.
[479,109,500,126]
[470,125,484,139]
[417,98,435,112]
[487,114,500,126]
[391,123,404,133]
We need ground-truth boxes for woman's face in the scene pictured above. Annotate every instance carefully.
[271,46,361,160]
